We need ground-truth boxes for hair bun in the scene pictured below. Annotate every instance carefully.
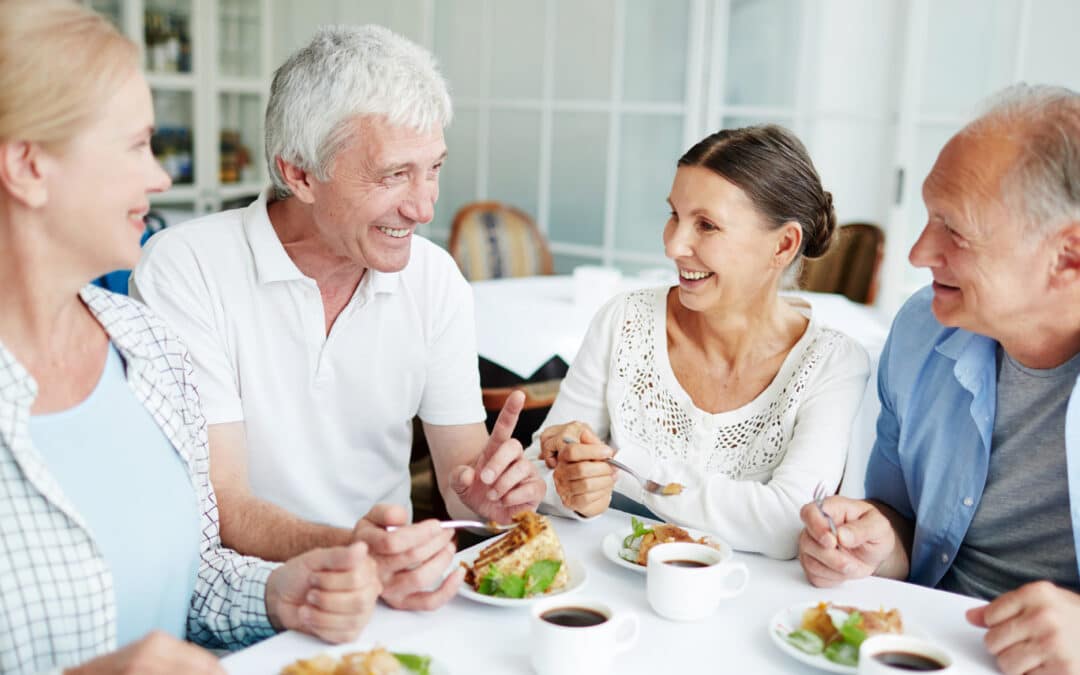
[803,190,838,259]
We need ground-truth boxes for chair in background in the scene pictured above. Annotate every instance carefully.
[448,201,553,281]
[799,222,885,305]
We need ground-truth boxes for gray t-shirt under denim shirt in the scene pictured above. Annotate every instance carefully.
[938,346,1080,600]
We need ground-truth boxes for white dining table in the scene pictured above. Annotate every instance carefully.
[222,508,998,674]
[471,274,894,499]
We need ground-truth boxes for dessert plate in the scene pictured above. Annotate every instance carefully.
[454,551,587,607]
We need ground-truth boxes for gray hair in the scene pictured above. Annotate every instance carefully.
[965,83,1080,232]
[265,24,452,198]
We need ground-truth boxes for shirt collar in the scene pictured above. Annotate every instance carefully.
[245,189,307,284]
[244,188,403,296]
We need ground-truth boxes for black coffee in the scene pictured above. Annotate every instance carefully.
[540,607,608,627]
[873,651,947,671]
[663,559,711,568]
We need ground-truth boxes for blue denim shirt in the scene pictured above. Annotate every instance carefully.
[865,287,1080,588]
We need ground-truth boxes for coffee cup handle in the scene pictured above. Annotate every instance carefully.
[613,612,640,654]
[717,561,750,597]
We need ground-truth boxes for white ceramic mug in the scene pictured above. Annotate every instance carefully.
[529,597,639,675]
[646,541,750,621]
[858,634,954,673]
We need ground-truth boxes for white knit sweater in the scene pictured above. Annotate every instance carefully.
[527,287,870,559]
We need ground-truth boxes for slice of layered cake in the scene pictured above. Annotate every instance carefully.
[462,511,568,598]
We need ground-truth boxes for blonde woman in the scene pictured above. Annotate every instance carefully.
[0,2,380,672]
[530,126,870,559]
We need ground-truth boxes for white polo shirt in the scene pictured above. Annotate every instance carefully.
[131,191,485,528]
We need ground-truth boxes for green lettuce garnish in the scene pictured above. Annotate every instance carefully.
[784,628,824,655]
[838,611,867,648]
[622,516,654,549]
[477,559,563,598]
[392,653,432,675]
[824,640,859,666]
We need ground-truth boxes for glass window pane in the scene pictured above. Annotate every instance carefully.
[553,253,602,274]
[433,0,486,99]
[88,0,124,30]
[553,0,614,99]
[921,0,1019,116]
[1022,0,1080,92]
[614,114,683,254]
[721,115,793,131]
[336,0,428,45]
[615,259,676,280]
[218,0,262,78]
[805,119,890,225]
[432,109,480,235]
[488,110,542,223]
[549,112,608,247]
[901,124,959,295]
[491,1,546,99]
[724,0,799,107]
[622,0,689,103]
[152,90,195,185]
[218,93,263,184]
[144,0,192,74]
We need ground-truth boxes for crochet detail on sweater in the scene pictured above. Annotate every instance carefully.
[613,290,842,478]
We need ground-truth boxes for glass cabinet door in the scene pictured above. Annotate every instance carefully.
[218,92,262,185]
[152,90,195,185]
[218,0,262,78]
[144,0,193,74]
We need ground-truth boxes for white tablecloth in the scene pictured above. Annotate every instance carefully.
[472,275,893,497]
[222,509,997,674]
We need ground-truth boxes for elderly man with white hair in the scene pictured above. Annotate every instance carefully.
[798,84,1080,675]
[132,25,544,612]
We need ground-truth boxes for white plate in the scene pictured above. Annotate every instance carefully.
[769,602,919,673]
[455,551,587,607]
[600,522,722,574]
[278,649,449,675]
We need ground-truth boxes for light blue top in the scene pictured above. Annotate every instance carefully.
[29,343,201,647]
[865,286,1080,588]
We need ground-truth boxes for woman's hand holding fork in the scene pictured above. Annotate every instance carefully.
[538,422,618,518]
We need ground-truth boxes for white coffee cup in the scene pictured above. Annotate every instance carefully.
[646,541,749,621]
[858,634,954,673]
[530,597,639,675]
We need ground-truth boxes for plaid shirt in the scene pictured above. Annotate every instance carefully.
[0,286,277,674]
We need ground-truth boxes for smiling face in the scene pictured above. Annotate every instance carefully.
[304,116,446,273]
[663,165,795,313]
[39,68,171,279]
[910,131,1055,339]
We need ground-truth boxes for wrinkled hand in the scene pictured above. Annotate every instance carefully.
[351,504,463,611]
[797,497,899,587]
[967,581,1080,675]
[450,390,545,522]
[540,423,616,517]
[66,631,223,675]
[266,541,381,644]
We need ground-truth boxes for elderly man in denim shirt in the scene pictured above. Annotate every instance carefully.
[798,83,1080,675]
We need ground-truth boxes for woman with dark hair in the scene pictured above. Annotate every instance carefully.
[528,125,870,559]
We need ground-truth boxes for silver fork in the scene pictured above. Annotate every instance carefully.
[812,481,839,541]
[559,436,684,496]
[606,456,684,496]
[386,520,516,534]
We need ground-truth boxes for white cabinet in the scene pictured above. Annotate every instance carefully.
[86,0,272,214]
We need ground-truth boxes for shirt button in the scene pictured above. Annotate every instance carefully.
[941,553,949,563]
[963,497,974,507]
